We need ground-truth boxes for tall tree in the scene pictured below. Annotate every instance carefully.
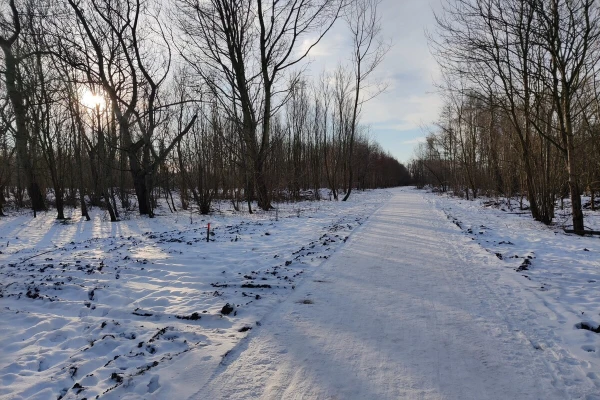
[536,0,600,233]
[65,0,197,217]
[0,0,46,213]
[342,0,389,201]
[178,0,343,210]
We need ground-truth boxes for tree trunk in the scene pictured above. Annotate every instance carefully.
[0,186,5,216]
[523,154,541,222]
[342,168,353,201]
[566,135,584,232]
[55,191,65,220]
[1,46,46,212]
[133,171,151,216]
[254,163,272,210]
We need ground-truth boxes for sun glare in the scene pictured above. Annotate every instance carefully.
[81,90,106,109]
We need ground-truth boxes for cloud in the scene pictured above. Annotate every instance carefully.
[362,93,443,132]
[402,137,427,145]
[298,0,445,162]
[299,33,346,59]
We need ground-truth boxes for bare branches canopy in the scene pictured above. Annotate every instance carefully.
[419,0,600,233]
[0,0,408,219]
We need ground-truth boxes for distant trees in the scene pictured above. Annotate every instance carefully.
[418,0,600,233]
[0,0,408,220]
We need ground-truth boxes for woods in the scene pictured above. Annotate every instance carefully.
[0,0,409,220]
[412,0,600,233]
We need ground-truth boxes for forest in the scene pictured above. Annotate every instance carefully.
[410,0,600,234]
[0,0,410,221]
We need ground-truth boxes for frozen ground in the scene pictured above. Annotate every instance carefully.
[426,189,600,397]
[187,188,599,399]
[2,187,600,399]
[0,190,388,399]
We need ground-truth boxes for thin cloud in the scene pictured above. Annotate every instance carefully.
[301,0,444,162]
[402,137,427,145]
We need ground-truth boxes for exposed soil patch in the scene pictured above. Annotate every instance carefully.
[221,303,234,315]
[516,259,531,272]
[241,283,272,289]
[176,312,201,321]
[576,322,600,333]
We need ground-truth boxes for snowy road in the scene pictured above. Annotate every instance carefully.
[188,189,569,400]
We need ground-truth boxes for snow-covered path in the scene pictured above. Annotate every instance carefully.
[188,189,568,400]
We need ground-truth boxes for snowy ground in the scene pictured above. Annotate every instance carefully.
[426,189,600,396]
[183,188,599,400]
[2,187,600,399]
[0,190,389,400]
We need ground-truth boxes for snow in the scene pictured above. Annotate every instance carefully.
[0,190,388,399]
[426,189,600,397]
[2,187,600,399]
[186,188,598,399]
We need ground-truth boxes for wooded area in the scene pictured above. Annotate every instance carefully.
[0,0,410,220]
[412,0,600,234]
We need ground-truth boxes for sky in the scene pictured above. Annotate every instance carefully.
[304,0,445,164]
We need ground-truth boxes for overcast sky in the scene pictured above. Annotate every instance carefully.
[304,0,445,164]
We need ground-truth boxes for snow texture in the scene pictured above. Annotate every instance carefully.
[188,188,599,399]
[0,190,387,399]
[2,187,600,399]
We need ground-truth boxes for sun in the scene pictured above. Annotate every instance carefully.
[81,90,106,109]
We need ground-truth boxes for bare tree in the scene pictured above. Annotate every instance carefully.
[0,0,46,213]
[432,0,559,223]
[0,0,408,220]
[535,0,600,233]
[178,0,344,210]
[65,0,196,218]
[342,0,389,201]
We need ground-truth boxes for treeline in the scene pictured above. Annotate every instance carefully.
[411,0,600,233]
[0,0,408,220]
